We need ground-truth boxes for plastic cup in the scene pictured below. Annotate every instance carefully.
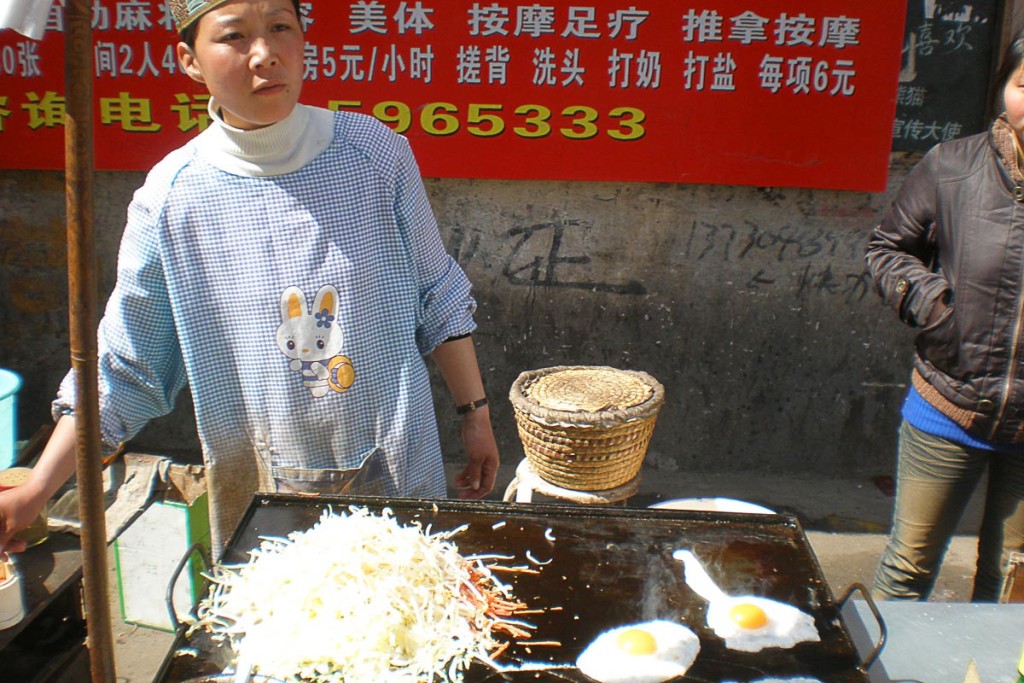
[0,369,21,470]
[0,557,25,630]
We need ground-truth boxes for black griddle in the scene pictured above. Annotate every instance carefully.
[155,494,875,682]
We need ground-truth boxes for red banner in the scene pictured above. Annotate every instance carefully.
[0,1,906,190]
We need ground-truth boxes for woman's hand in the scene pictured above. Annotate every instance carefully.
[454,407,499,499]
[0,415,79,553]
[0,486,41,554]
[429,335,500,498]
[924,292,951,327]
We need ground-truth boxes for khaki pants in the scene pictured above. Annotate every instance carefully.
[872,421,1024,601]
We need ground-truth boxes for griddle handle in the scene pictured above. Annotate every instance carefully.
[167,542,211,632]
[838,582,887,671]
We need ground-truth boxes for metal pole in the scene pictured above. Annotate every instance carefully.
[64,0,116,680]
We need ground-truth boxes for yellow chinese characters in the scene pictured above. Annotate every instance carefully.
[171,93,212,133]
[100,92,161,132]
[23,91,66,130]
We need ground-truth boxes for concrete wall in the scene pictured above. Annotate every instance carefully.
[0,159,919,477]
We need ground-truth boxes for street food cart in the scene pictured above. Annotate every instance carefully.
[154,495,881,682]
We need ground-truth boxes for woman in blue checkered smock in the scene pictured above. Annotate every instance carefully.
[0,0,500,556]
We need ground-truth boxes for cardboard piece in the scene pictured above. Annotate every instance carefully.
[113,456,209,632]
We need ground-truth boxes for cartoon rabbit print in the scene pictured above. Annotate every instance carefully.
[276,285,355,397]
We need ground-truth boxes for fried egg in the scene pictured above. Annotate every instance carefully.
[703,594,820,652]
[576,620,700,683]
[673,550,820,653]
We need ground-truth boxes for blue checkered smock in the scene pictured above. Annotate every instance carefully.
[54,110,476,550]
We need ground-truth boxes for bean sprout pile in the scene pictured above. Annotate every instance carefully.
[188,507,530,682]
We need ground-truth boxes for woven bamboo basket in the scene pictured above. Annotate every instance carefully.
[509,366,665,491]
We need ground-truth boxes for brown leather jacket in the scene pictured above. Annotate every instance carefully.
[866,123,1024,443]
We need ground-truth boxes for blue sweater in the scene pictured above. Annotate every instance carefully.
[903,385,1024,453]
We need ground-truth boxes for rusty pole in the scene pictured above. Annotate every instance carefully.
[64,0,116,680]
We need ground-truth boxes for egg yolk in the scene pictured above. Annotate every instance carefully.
[729,603,769,630]
[615,628,658,655]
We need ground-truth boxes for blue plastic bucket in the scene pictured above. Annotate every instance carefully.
[0,369,22,470]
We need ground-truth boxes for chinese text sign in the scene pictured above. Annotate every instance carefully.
[0,1,907,191]
[894,0,998,152]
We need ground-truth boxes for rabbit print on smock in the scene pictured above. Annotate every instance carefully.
[277,285,355,397]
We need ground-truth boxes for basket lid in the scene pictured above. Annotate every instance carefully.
[510,366,664,427]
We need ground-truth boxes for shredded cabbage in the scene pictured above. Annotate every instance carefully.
[188,506,526,682]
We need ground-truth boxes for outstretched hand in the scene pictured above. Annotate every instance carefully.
[454,409,499,499]
[0,416,78,555]
[0,489,31,554]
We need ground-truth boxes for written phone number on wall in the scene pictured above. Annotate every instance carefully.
[327,100,647,140]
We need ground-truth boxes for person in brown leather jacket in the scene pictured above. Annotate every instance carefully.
[866,28,1024,602]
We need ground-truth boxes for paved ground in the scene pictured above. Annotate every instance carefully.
[105,463,985,683]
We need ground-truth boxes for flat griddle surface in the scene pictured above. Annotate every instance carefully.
[158,494,869,682]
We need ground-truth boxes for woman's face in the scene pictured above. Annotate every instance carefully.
[1004,64,1024,142]
[176,0,303,130]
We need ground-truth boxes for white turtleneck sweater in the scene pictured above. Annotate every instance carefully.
[55,102,477,553]
[196,98,335,177]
